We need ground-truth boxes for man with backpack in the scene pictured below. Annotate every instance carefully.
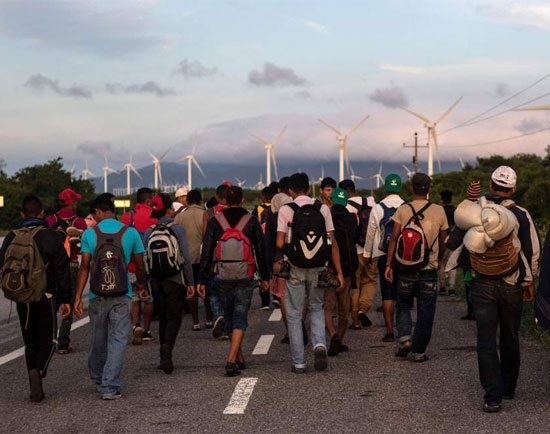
[467,166,539,413]
[121,187,157,344]
[197,186,269,376]
[384,173,448,363]
[74,193,146,400]
[364,174,405,341]
[143,193,195,374]
[46,188,87,355]
[276,172,344,373]
[0,195,72,403]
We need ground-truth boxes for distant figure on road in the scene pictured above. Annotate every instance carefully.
[438,189,456,296]
[0,195,72,403]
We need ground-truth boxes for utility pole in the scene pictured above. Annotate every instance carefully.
[403,132,427,174]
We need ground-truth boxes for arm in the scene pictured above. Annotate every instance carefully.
[250,217,269,288]
[437,229,448,269]
[74,252,91,318]
[174,226,195,295]
[363,205,379,260]
[384,221,402,284]
[328,230,345,290]
[197,217,217,297]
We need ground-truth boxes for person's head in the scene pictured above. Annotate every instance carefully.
[187,189,202,206]
[338,179,356,196]
[261,186,276,203]
[225,186,244,207]
[490,165,517,196]
[136,187,154,206]
[440,189,453,204]
[92,193,116,222]
[151,193,173,218]
[89,193,114,217]
[215,184,230,204]
[269,181,280,192]
[385,174,401,195]
[289,172,310,198]
[411,173,432,197]
[58,188,81,210]
[21,195,44,219]
[330,188,348,207]
[279,176,291,195]
[174,187,189,207]
[320,176,336,201]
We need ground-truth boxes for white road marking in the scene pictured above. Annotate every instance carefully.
[268,309,282,322]
[0,315,90,367]
[223,377,258,415]
[252,334,274,355]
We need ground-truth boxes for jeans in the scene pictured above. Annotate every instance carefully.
[207,275,224,319]
[88,296,131,397]
[218,281,255,333]
[471,278,523,404]
[285,265,326,368]
[395,270,438,355]
[150,279,185,353]
[57,263,79,349]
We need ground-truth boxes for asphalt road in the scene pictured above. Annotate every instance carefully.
[0,288,549,434]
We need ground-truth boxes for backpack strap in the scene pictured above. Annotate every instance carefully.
[347,200,361,211]
[214,212,231,231]
[235,214,252,232]
[286,202,299,213]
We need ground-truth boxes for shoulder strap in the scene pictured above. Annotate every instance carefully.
[214,212,231,231]
[235,214,252,232]
[347,200,361,211]
[287,202,299,213]
[380,202,389,213]
[313,201,322,211]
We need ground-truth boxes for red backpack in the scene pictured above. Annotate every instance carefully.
[213,213,256,281]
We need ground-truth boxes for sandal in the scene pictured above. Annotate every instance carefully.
[348,324,361,330]
[395,341,412,358]
[192,324,201,331]
[204,321,213,329]
[57,346,73,355]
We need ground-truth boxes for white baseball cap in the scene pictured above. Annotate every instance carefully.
[491,166,517,188]
[175,187,189,198]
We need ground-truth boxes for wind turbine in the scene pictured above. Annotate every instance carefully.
[318,114,369,182]
[122,155,142,196]
[235,177,246,188]
[402,164,414,180]
[81,160,95,181]
[251,125,286,186]
[369,163,384,189]
[401,97,462,176]
[102,154,118,193]
[254,173,265,190]
[150,149,170,191]
[179,139,205,190]
[349,164,364,183]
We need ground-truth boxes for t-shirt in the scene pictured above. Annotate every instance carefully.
[277,195,334,234]
[392,199,448,269]
[81,218,145,299]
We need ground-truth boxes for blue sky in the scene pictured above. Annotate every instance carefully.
[0,0,549,180]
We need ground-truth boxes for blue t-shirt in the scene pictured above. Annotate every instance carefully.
[81,218,145,299]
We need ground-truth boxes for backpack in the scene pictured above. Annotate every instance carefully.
[213,213,256,281]
[89,226,129,297]
[395,203,435,271]
[51,213,77,257]
[332,206,359,277]
[347,198,372,246]
[145,223,183,280]
[284,201,330,269]
[378,203,398,253]
[1,226,48,303]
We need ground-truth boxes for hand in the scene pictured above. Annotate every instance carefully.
[384,266,393,284]
[186,285,196,299]
[59,303,71,319]
[197,284,206,299]
[336,273,345,292]
[74,298,83,318]
[138,288,149,301]
[260,280,270,292]
[523,282,535,302]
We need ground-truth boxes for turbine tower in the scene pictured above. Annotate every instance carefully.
[150,149,170,191]
[401,97,462,177]
[179,139,205,190]
[251,125,286,186]
[318,115,369,182]
[122,155,142,196]
[82,160,95,181]
[102,154,118,193]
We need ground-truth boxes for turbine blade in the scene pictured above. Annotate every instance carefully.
[272,125,287,146]
[436,96,463,124]
[348,114,369,136]
[432,129,442,173]
[317,119,342,137]
[193,158,206,177]
[159,148,171,161]
[149,152,158,162]
[251,134,269,145]
[131,165,142,179]
[513,105,550,111]
[401,107,431,124]
[271,151,279,181]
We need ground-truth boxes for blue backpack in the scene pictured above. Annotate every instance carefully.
[378,203,398,253]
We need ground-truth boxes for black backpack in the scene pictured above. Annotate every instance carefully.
[331,206,359,277]
[284,201,330,268]
[347,198,372,246]
[89,226,129,297]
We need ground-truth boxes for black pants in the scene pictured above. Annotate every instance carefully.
[16,296,57,377]
[150,279,185,353]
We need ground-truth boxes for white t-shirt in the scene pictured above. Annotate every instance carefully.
[277,195,334,234]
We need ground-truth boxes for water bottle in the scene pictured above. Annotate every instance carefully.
[285,221,293,244]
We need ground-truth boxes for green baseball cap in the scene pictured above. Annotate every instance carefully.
[385,173,401,193]
[330,188,348,206]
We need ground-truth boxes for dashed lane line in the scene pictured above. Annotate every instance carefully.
[223,377,258,414]
[0,316,90,367]
[268,309,282,322]
[252,334,274,355]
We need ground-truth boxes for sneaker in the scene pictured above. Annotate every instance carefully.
[395,342,412,358]
[271,299,281,309]
[448,289,456,297]
[212,316,225,338]
[225,362,241,377]
[483,402,501,413]
[28,369,44,403]
[439,287,447,296]
[503,392,515,400]
[159,344,173,375]
[236,360,246,370]
[291,365,306,374]
[192,323,202,331]
[358,312,372,327]
[382,333,395,342]
[142,330,153,341]
[259,305,271,311]
[314,346,328,371]
[204,321,213,328]
[328,334,341,357]
[132,324,143,345]
[281,334,290,344]
[102,391,122,400]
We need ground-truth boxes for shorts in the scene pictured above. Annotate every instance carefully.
[217,281,254,333]
[129,272,153,303]
[323,277,351,320]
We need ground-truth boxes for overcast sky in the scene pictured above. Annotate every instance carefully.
[0,0,549,179]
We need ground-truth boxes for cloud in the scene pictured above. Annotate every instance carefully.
[379,63,426,74]
[248,62,308,87]
[496,83,511,97]
[173,58,220,78]
[24,74,92,98]
[76,141,113,160]
[305,20,328,33]
[295,90,312,100]
[515,118,545,133]
[105,81,177,97]
[477,3,550,30]
[369,86,409,108]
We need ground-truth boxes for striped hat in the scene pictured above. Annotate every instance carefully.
[466,180,481,201]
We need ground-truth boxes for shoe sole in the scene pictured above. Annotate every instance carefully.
[483,403,501,413]
[102,392,122,400]
[212,317,225,339]
[28,369,43,403]
[395,346,412,358]
[132,327,143,345]
[160,344,173,374]
[314,348,328,371]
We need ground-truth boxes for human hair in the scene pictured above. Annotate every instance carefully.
[261,186,276,202]
[215,184,230,201]
[412,184,429,196]
[279,176,290,194]
[92,193,115,213]
[289,172,310,194]
[268,181,280,192]
[21,195,43,217]
[225,186,244,206]
[490,181,513,194]
[320,177,337,189]
[338,179,356,193]
[187,189,202,205]
[136,187,153,204]
[440,190,453,203]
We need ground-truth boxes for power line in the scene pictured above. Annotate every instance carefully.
[442,125,550,148]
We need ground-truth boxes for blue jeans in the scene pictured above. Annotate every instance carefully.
[217,281,254,333]
[285,265,326,368]
[57,263,79,349]
[395,270,438,355]
[88,296,131,397]
[471,278,523,404]
[207,275,224,319]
